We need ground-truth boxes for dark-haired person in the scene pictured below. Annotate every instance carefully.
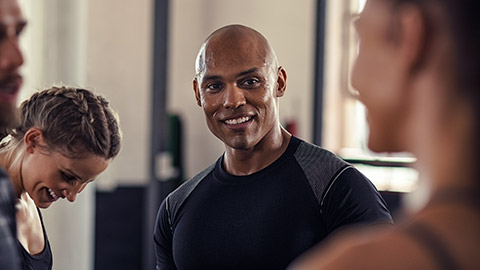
[289,0,480,269]
[0,0,26,268]
[154,24,392,270]
[0,86,122,269]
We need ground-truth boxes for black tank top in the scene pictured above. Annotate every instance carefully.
[19,208,53,270]
[404,188,480,270]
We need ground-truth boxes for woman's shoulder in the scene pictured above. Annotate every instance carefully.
[288,223,435,270]
[290,205,480,270]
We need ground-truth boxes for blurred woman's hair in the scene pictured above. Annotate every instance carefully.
[389,0,480,186]
[388,0,480,98]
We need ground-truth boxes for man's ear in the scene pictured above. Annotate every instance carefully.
[276,66,287,97]
[396,4,427,74]
[24,128,45,154]
[193,78,202,107]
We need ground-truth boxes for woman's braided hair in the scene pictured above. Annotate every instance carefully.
[9,86,121,159]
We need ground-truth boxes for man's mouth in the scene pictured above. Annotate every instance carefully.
[0,85,18,94]
[224,116,252,125]
[0,74,22,102]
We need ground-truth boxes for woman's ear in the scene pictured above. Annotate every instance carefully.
[395,4,427,74]
[24,128,45,153]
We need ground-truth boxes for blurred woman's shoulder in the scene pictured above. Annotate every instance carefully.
[289,206,480,270]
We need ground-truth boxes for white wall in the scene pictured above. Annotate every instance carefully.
[169,0,317,178]
[86,0,153,188]
[322,0,347,152]
[22,0,318,188]
[18,0,154,269]
[17,0,318,269]
[19,1,94,269]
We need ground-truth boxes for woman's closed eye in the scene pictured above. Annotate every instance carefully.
[61,171,78,183]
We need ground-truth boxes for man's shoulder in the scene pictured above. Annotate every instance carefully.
[165,162,216,218]
[293,138,349,170]
[0,168,14,204]
[171,163,215,195]
[292,138,352,203]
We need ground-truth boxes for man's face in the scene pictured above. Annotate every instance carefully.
[193,37,284,150]
[0,0,25,128]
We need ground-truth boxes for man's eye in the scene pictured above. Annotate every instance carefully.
[206,83,223,91]
[16,24,25,36]
[240,78,260,87]
[0,30,6,41]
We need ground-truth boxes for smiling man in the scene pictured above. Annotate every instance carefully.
[154,24,392,270]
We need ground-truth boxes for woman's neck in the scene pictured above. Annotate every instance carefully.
[0,143,25,197]
[413,97,477,197]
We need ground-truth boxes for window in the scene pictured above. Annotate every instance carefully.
[321,0,418,193]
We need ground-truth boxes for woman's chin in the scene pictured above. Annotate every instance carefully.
[36,200,52,209]
[367,137,392,153]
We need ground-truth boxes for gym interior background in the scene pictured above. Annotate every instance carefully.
[17,0,419,269]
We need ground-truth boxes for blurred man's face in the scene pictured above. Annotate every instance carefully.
[0,0,25,128]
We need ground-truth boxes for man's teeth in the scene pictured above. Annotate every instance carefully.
[225,116,250,125]
[48,188,58,200]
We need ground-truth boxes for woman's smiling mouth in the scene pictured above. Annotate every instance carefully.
[46,188,60,201]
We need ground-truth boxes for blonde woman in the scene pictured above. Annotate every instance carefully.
[0,86,121,269]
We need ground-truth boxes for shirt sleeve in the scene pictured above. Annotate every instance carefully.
[321,166,393,234]
[154,198,177,270]
[0,172,21,270]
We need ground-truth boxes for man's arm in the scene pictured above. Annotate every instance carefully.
[0,173,21,270]
[321,166,393,234]
[154,198,177,270]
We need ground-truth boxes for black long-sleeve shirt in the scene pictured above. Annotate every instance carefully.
[0,168,21,269]
[154,137,392,270]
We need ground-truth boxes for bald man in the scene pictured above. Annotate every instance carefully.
[153,24,392,270]
[0,0,26,269]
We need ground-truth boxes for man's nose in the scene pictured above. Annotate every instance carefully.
[223,85,246,109]
[0,38,24,72]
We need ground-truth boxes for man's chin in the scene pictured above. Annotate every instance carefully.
[225,137,254,150]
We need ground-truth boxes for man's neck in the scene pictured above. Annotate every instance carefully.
[222,127,291,176]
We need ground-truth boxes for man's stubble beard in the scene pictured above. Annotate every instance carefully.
[0,102,19,131]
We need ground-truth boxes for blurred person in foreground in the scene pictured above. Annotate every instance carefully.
[0,86,121,269]
[289,0,480,269]
[154,24,392,270]
[0,0,26,268]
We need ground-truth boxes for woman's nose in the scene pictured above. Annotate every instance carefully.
[62,189,78,202]
[62,183,85,202]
